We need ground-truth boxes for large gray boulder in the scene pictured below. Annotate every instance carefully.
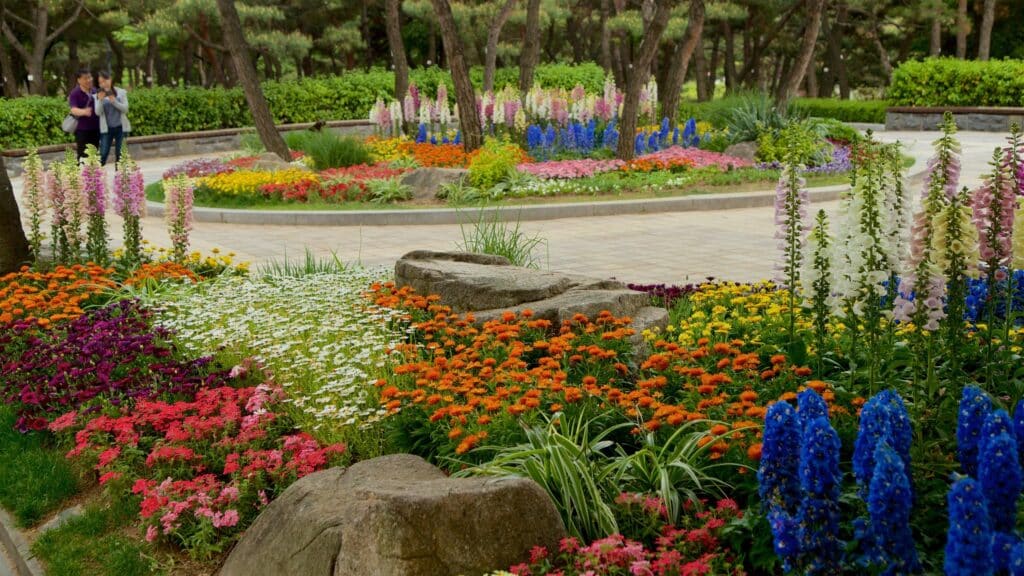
[219,454,565,576]
[401,168,468,200]
[395,250,670,351]
[723,141,759,163]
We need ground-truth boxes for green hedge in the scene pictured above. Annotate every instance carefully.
[677,96,887,125]
[888,58,1024,107]
[0,63,607,149]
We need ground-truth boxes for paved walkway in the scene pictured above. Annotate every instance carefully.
[8,130,1006,284]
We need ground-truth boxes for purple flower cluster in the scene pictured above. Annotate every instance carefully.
[162,158,233,180]
[627,282,703,308]
[0,300,231,432]
[757,144,852,175]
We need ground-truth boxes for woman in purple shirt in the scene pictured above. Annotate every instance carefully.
[68,69,100,161]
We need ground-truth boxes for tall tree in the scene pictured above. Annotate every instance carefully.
[1,0,85,95]
[0,36,17,97]
[214,0,290,160]
[660,0,705,125]
[431,0,484,152]
[776,0,824,106]
[482,0,517,93]
[519,0,541,93]
[955,0,968,58]
[0,155,30,273]
[616,0,674,161]
[977,0,996,60]
[384,0,409,100]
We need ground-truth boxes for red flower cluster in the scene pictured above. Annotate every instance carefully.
[51,381,347,558]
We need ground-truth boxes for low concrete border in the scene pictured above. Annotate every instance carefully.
[886,107,1024,132]
[146,178,885,227]
[0,508,44,576]
[2,120,373,178]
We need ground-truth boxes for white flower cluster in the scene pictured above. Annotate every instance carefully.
[154,269,408,436]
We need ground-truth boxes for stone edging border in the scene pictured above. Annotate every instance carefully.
[146,169,925,227]
[0,508,44,576]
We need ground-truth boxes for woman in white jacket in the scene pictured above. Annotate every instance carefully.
[95,71,131,166]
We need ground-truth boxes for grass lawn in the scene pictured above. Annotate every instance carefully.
[0,405,81,527]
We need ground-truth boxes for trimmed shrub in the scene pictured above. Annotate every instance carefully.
[0,63,607,149]
[888,58,1024,107]
[790,98,887,124]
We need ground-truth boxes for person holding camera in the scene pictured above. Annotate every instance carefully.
[95,71,130,166]
[68,68,99,161]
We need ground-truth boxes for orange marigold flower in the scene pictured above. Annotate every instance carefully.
[807,380,828,392]
[747,443,763,461]
[794,366,813,377]
[710,424,730,436]
[770,354,787,365]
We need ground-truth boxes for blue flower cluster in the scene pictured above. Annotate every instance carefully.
[525,120,603,160]
[631,117,702,156]
[867,441,920,574]
[853,390,912,496]
[945,477,993,576]
[964,270,1024,325]
[957,385,994,477]
[758,390,843,574]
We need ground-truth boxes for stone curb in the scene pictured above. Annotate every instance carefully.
[0,509,44,576]
[146,169,925,227]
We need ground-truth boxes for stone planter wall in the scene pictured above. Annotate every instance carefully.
[2,120,373,178]
[886,107,1024,132]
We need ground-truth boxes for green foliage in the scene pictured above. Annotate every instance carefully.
[467,139,522,190]
[888,58,1024,106]
[32,496,158,576]
[718,94,789,143]
[0,63,606,149]
[284,130,370,169]
[0,404,81,527]
[367,177,413,203]
[436,179,485,203]
[756,121,830,165]
[790,98,887,124]
[256,248,350,278]
[456,210,547,269]
[806,117,864,143]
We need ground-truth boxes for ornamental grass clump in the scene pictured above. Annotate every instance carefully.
[81,145,109,264]
[112,151,146,265]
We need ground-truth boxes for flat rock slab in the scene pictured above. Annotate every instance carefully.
[401,168,468,200]
[219,454,565,576]
[395,251,669,350]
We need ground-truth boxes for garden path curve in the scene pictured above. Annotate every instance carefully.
[9,130,1004,284]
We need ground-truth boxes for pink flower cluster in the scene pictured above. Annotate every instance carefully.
[637,147,752,170]
[50,379,347,557]
[113,158,146,218]
[517,159,625,179]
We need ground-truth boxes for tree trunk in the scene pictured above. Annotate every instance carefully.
[3,2,84,95]
[519,0,542,93]
[428,21,437,66]
[0,37,17,97]
[66,39,79,92]
[107,33,124,83]
[483,0,517,92]
[869,14,892,83]
[956,0,968,58]
[723,20,736,94]
[0,155,30,273]
[384,0,409,100]
[145,34,158,86]
[660,0,705,125]
[707,32,720,97]
[215,0,289,160]
[694,39,709,101]
[776,0,824,108]
[805,50,818,96]
[824,2,849,98]
[930,12,942,55]
[616,0,674,161]
[977,0,996,60]
[599,0,612,73]
[431,0,483,152]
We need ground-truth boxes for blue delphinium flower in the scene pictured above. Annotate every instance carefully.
[584,119,597,154]
[798,389,830,432]
[563,123,577,153]
[993,532,1018,573]
[980,409,1014,456]
[979,431,1021,533]
[672,125,680,146]
[1014,399,1024,463]
[1010,541,1024,575]
[429,133,437,145]
[958,385,993,477]
[659,117,670,146]
[759,401,801,514]
[453,130,461,145]
[647,132,659,152]
[634,132,646,156]
[544,125,557,154]
[798,416,843,575]
[441,133,449,144]
[416,123,428,144]
[683,118,698,147]
[602,120,618,150]
[867,440,921,574]
[768,508,801,571]
[945,476,992,576]
[526,125,543,154]
[853,390,913,491]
